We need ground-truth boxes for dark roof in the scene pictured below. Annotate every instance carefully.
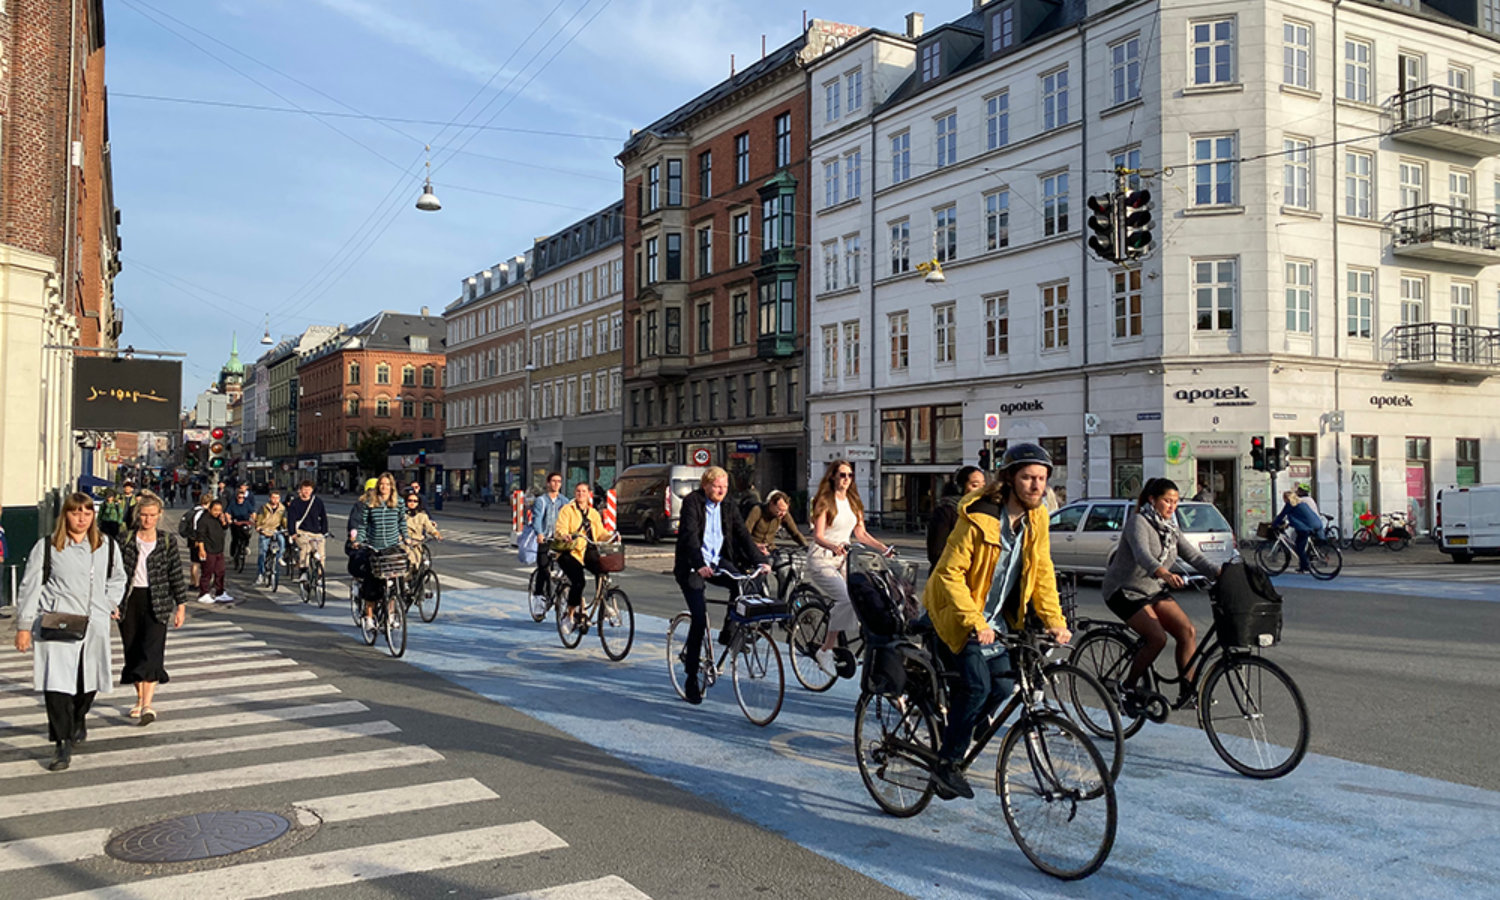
[533,200,625,276]
[345,311,446,352]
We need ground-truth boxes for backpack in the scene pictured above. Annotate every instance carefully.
[848,563,921,638]
[1209,560,1283,648]
[179,507,204,540]
[43,535,117,585]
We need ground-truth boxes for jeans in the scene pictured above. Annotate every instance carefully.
[257,533,287,577]
[676,571,743,677]
[935,638,1015,764]
[1292,528,1319,570]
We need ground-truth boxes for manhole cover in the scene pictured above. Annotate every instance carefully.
[107,811,291,863]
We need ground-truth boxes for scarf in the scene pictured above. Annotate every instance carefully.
[1140,504,1178,568]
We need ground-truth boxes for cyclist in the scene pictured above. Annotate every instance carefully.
[927,465,987,570]
[348,472,407,630]
[552,481,611,633]
[286,480,328,585]
[1273,490,1324,574]
[673,466,769,704]
[529,472,566,611]
[224,484,256,568]
[1101,477,1221,711]
[924,443,1071,801]
[253,489,289,586]
[807,459,893,676]
[402,492,442,573]
[743,490,807,556]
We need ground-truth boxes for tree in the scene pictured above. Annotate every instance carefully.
[354,428,403,477]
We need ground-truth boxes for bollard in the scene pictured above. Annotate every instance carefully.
[603,489,617,533]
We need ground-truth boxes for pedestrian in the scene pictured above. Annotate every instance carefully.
[195,498,232,604]
[98,489,126,540]
[462,481,472,503]
[117,493,188,726]
[120,482,138,525]
[180,492,211,587]
[13,492,126,771]
[480,483,493,508]
[927,466,987,570]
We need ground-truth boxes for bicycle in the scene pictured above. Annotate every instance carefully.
[257,532,289,593]
[1068,581,1309,779]
[1319,514,1342,548]
[296,533,331,609]
[550,537,634,661]
[353,546,408,658]
[1349,511,1412,552]
[1256,523,1342,579]
[853,628,1117,880]
[785,544,902,692]
[401,541,441,623]
[667,568,787,726]
[229,523,252,574]
[527,548,564,624]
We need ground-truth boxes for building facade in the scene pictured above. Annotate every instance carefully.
[617,20,862,508]
[807,0,1500,538]
[525,202,625,491]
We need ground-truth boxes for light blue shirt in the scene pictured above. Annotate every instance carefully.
[532,493,564,538]
[702,499,723,570]
[984,512,1025,630]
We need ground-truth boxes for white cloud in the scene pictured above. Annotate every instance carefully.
[309,0,507,82]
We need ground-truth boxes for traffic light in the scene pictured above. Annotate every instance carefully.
[1121,188,1153,258]
[1250,435,1266,471]
[977,443,992,471]
[1086,193,1120,263]
[208,427,227,470]
[418,448,428,466]
[1271,436,1290,473]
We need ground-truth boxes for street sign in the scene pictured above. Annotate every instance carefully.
[844,445,878,461]
[692,448,711,466]
[735,440,762,453]
[1084,413,1101,434]
[1136,412,1162,422]
[983,413,1000,436]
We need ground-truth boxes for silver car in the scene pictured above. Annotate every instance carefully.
[1048,499,1238,578]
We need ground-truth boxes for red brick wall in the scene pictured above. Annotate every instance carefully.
[298,349,446,454]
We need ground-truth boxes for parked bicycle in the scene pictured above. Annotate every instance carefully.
[667,568,787,726]
[1257,522,1342,579]
[1319,514,1341,547]
[1349,511,1412,552]
[550,537,633,660]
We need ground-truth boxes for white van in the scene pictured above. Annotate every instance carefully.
[1436,484,1500,563]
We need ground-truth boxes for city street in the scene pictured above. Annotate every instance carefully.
[3,509,1495,898]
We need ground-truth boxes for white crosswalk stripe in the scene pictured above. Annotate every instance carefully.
[0,620,655,899]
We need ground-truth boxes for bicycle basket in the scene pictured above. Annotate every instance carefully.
[1210,560,1283,648]
[595,539,626,573]
[1255,522,1273,540]
[371,548,409,578]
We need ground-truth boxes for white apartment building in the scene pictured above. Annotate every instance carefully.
[808,0,1500,538]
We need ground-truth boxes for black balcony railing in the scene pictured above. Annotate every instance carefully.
[1387,84,1500,137]
[1383,322,1500,367]
[1390,203,1500,251]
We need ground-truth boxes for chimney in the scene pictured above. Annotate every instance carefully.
[420,306,429,317]
[906,12,924,39]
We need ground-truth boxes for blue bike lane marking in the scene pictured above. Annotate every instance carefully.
[1269,571,1500,603]
[278,588,1498,899]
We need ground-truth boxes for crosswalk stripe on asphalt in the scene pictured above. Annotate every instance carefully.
[487,876,656,900]
[294,777,499,823]
[0,829,114,874]
[0,690,349,745]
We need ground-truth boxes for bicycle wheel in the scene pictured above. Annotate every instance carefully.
[1256,538,1291,575]
[269,556,280,593]
[526,570,550,623]
[384,594,407,658]
[1306,539,1342,580]
[1200,654,1309,779]
[359,594,378,646]
[555,592,583,649]
[732,628,785,726]
[787,602,836,693]
[1043,663,1124,783]
[315,562,327,609]
[853,690,937,818]
[997,713,1117,881]
[1349,528,1371,551]
[415,570,441,623]
[598,588,634,661]
[666,612,711,702]
[349,583,363,627]
[1388,531,1410,552]
[1068,629,1147,739]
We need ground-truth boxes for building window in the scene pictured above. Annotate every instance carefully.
[756,278,795,342]
[921,42,940,82]
[1192,134,1237,206]
[580,375,592,413]
[822,325,839,381]
[1457,438,1481,485]
[646,237,659,283]
[1041,282,1069,350]
[844,233,862,286]
[1284,137,1311,209]
[823,159,841,208]
[1343,38,1372,103]
[1400,275,1427,325]
[761,194,792,252]
[346,396,360,415]
[699,150,712,200]
[665,307,682,355]
[934,205,957,262]
[986,92,1009,150]
[732,212,750,265]
[822,413,838,443]
[984,189,1010,250]
[348,362,360,384]
[844,149,862,200]
[1345,151,1373,218]
[984,293,1009,357]
[1399,159,1425,208]
[696,302,712,353]
[766,370,779,416]
[843,320,861,378]
[645,310,659,357]
[889,219,910,274]
[375,363,390,385]
[745,373,756,417]
[822,241,840,292]
[647,163,660,211]
[400,364,415,386]
[1112,146,1143,190]
[735,132,750,184]
[890,132,910,184]
[1283,19,1311,88]
[935,112,957,167]
[1452,281,1475,326]
[697,224,713,277]
[1042,172,1069,236]
[1346,267,1375,339]
[1112,434,1144,499]
[422,400,435,418]
[401,398,415,418]
[825,79,841,122]
[1194,258,1238,332]
[1286,259,1313,333]
[1111,35,1141,105]
[889,312,909,371]
[1041,67,1069,129]
[775,113,792,168]
[732,292,748,345]
[665,233,682,280]
[934,302,956,364]
[991,6,1014,52]
[1451,169,1474,209]
[847,69,863,111]
[844,411,859,442]
[666,158,682,206]
[1113,269,1142,339]
[376,398,390,417]
[1192,18,1235,86]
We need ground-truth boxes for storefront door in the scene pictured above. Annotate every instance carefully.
[1195,458,1237,528]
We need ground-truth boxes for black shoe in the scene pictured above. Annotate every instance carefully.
[684,677,703,705]
[72,724,86,744]
[48,741,72,772]
[932,761,973,800]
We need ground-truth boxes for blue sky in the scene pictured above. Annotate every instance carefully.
[107,0,961,393]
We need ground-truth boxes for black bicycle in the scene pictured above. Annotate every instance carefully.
[229,523,252,574]
[404,541,441,623]
[296,534,331,609]
[667,568,787,726]
[354,547,408,658]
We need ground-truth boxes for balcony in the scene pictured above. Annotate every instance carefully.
[1386,85,1500,157]
[637,353,688,379]
[1390,204,1500,266]
[1382,322,1500,379]
[757,334,796,358]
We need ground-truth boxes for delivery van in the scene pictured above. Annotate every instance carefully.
[1436,484,1500,562]
[611,464,708,543]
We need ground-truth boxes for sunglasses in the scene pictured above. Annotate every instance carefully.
[837,472,853,480]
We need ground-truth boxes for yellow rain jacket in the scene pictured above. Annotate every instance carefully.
[553,501,607,566]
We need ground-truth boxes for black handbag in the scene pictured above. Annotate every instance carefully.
[38,611,88,642]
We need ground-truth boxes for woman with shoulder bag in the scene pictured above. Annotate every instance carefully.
[552,481,610,631]
[13,492,127,771]
[117,493,190,726]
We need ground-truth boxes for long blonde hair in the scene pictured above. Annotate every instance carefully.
[810,459,863,526]
[361,471,401,508]
[51,492,103,551]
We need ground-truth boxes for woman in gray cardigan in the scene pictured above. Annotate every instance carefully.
[117,493,189,725]
[13,492,127,771]
[1100,478,1220,704]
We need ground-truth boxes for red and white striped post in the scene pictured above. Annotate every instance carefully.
[511,489,525,531]
[602,488,617,533]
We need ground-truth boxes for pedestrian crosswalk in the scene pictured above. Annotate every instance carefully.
[0,619,656,899]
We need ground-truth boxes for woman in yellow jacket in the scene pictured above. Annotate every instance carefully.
[921,442,1071,800]
[552,482,611,631]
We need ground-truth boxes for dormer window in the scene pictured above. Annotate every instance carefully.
[921,43,940,82]
[991,6,1014,52]
[411,335,428,353]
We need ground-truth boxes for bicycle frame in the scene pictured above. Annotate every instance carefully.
[1076,615,1228,700]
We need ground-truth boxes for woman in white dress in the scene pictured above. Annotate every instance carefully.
[807,459,891,674]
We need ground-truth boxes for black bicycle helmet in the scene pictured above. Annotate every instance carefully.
[998,441,1053,474]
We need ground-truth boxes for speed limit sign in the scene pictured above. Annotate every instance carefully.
[692,448,711,466]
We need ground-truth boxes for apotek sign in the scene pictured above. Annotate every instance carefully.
[1369,394,1414,409]
[1173,386,1254,407]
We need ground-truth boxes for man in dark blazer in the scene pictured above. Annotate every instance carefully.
[674,466,769,704]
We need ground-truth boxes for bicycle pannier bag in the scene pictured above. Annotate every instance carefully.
[1210,560,1283,648]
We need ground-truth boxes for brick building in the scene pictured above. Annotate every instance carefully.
[617,20,862,506]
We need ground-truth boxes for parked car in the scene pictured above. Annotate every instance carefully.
[1048,499,1238,579]
[611,464,708,543]
[1436,484,1500,563]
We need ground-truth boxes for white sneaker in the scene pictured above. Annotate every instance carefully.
[197,594,217,604]
[362,616,375,631]
[814,648,837,676]
[217,593,234,604]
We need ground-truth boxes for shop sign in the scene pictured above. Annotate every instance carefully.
[1370,394,1414,409]
[844,445,878,461]
[681,427,725,439]
[736,440,762,453]
[998,400,1044,415]
[1164,435,1189,466]
[1193,437,1240,457]
[1272,412,1298,420]
[1173,386,1254,407]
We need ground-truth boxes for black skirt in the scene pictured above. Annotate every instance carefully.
[119,587,170,684]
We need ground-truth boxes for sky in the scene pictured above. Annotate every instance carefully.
[106,0,966,395]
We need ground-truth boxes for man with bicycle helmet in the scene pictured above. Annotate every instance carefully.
[923,442,1071,800]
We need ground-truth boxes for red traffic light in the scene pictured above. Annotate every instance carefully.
[210,427,226,440]
[1250,435,1265,449]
